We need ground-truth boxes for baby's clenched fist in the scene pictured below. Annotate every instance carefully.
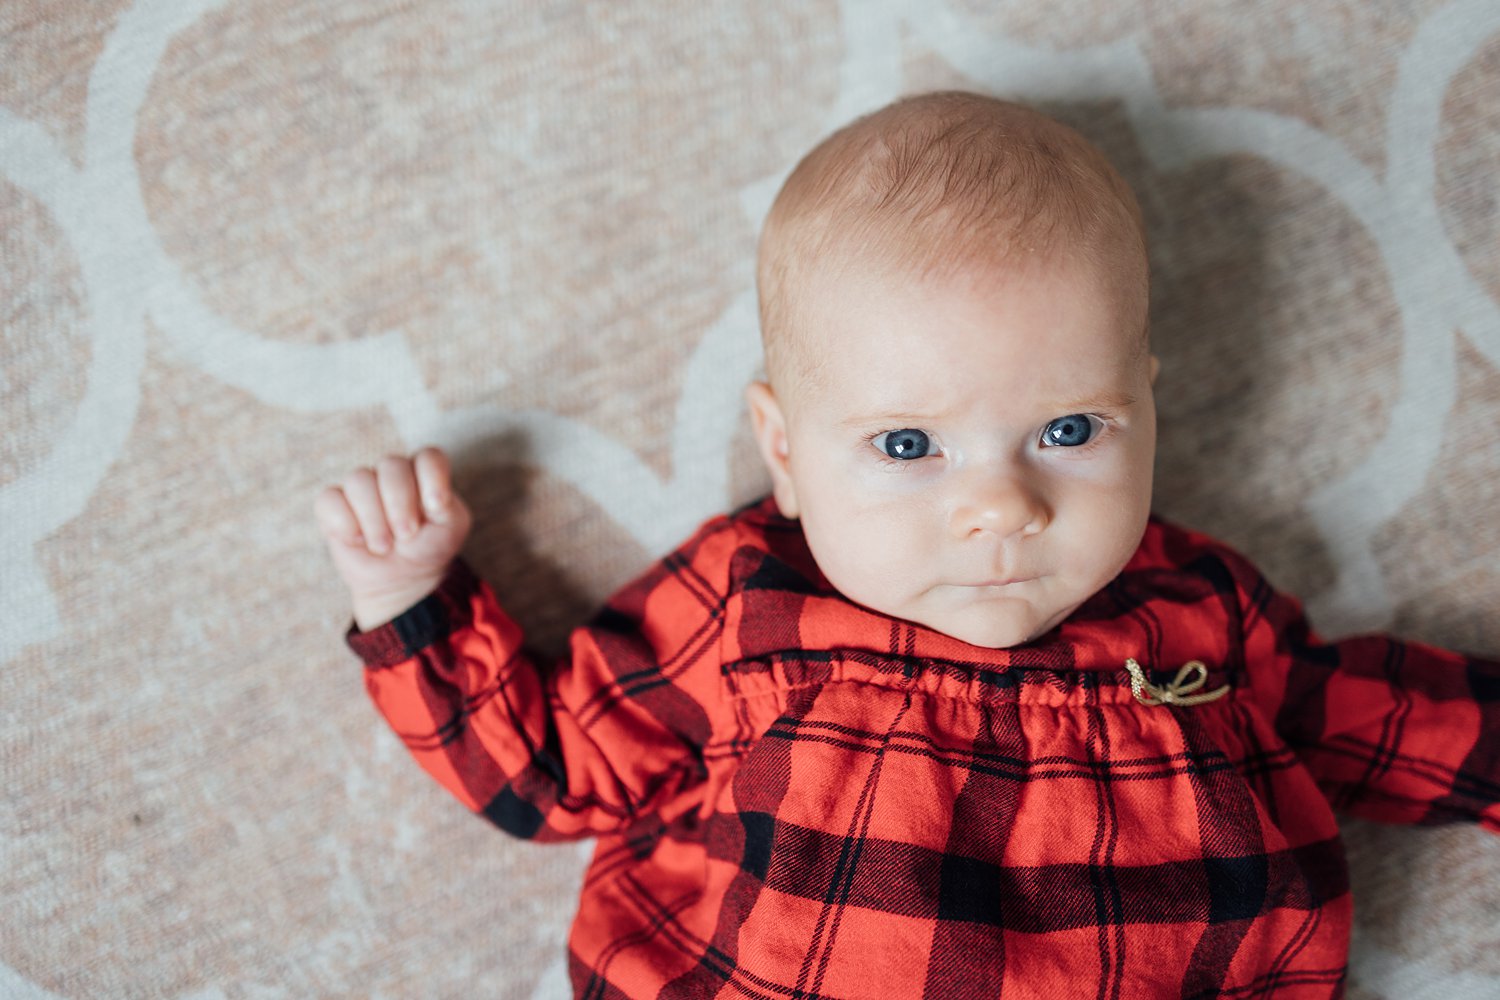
[314,446,473,631]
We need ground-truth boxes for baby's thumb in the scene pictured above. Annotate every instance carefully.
[422,486,455,525]
[423,489,474,549]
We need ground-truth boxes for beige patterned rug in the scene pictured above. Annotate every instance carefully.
[4,1,1498,997]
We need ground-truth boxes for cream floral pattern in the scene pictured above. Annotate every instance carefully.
[2,1,1497,997]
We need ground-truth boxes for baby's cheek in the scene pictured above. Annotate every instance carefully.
[1062,494,1148,586]
[838,518,935,602]
[809,515,883,578]
[801,483,941,592]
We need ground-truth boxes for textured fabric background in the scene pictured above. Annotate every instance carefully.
[3,1,1498,997]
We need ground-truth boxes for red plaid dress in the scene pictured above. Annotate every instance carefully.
[347,498,1500,999]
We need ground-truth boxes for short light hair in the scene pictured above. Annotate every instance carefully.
[756,91,1148,396]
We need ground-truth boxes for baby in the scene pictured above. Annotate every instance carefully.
[316,92,1499,998]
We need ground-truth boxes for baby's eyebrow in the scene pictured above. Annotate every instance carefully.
[834,386,1134,431]
[1050,390,1138,413]
[838,391,1139,429]
[838,409,942,429]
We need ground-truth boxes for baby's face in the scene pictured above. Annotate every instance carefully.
[749,255,1156,649]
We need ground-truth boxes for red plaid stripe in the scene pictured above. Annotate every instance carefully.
[347,498,1500,998]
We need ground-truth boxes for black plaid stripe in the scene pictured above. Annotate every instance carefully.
[346,557,481,667]
[923,695,1025,996]
[794,691,916,997]
[1177,708,1272,997]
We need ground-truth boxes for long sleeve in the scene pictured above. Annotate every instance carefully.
[1219,544,1500,831]
[345,516,739,841]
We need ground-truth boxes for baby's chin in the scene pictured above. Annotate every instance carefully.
[910,608,1063,650]
[937,623,1043,650]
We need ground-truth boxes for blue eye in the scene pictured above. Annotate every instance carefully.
[873,428,933,460]
[1041,414,1102,448]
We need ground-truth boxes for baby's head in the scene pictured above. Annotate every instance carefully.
[747,91,1157,649]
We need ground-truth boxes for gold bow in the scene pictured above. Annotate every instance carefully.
[1123,658,1230,707]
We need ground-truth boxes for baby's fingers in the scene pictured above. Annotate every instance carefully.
[376,455,424,542]
[413,446,455,524]
[341,466,394,554]
[313,485,363,547]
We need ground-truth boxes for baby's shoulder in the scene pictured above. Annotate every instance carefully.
[1137,515,1266,577]
[1125,515,1287,625]
[714,496,826,596]
[620,497,822,609]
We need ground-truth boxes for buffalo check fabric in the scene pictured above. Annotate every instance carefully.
[347,499,1500,999]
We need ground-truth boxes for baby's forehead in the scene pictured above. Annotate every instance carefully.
[775,250,1147,395]
[796,246,1139,329]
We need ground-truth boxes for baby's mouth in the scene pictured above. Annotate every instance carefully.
[954,577,1037,590]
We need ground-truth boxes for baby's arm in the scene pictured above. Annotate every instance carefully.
[1220,545,1500,831]
[317,449,730,840]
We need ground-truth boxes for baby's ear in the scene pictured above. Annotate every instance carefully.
[745,382,800,518]
[1149,354,1161,385]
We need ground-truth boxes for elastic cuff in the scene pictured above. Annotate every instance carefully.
[345,559,481,669]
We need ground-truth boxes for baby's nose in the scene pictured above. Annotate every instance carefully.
[948,473,1050,540]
